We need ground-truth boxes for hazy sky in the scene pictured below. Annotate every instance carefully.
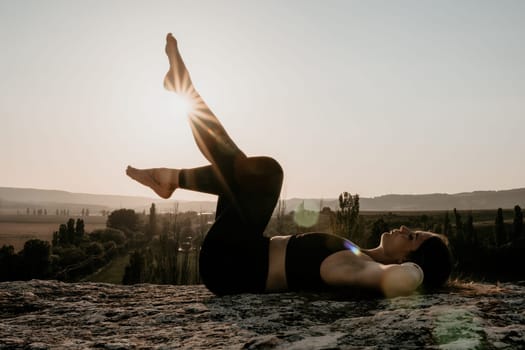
[1,0,524,202]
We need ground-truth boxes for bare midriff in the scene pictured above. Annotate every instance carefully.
[265,235,291,292]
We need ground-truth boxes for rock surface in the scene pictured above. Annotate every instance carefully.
[0,280,524,349]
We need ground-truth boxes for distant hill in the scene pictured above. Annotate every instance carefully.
[287,188,525,212]
[1,186,524,214]
[0,187,216,214]
[358,188,525,211]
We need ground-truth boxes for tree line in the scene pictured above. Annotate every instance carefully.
[1,204,212,284]
[17,208,92,216]
[0,211,139,282]
[2,195,523,284]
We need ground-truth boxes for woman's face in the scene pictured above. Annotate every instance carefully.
[380,225,435,263]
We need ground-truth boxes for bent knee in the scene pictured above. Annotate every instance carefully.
[255,156,283,177]
[236,156,283,178]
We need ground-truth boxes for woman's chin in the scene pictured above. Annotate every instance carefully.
[380,232,392,246]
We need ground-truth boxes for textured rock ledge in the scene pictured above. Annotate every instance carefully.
[0,280,524,349]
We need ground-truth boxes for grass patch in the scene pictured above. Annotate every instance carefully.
[84,254,129,284]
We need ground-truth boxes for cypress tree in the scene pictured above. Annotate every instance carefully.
[443,212,452,237]
[75,219,85,243]
[67,218,75,245]
[149,203,157,239]
[335,192,360,240]
[58,224,68,245]
[454,208,463,243]
[513,205,523,242]
[495,208,506,247]
[464,212,476,246]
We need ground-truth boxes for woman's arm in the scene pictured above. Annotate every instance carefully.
[320,251,423,297]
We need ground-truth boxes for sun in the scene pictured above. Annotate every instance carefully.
[167,92,194,118]
[148,91,195,124]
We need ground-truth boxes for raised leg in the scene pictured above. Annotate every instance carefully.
[127,34,244,200]
[127,33,284,219]
[163,33,245,166]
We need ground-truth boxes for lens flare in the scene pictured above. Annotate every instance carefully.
[293,202,319,228]
[343,240,361,255]
[431,307,483,348]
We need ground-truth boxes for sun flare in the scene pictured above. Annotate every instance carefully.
[170,92,194,117]
[148,91,196,125]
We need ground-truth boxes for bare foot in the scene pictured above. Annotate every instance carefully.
[164,33,194,94]
[126,166,179,199]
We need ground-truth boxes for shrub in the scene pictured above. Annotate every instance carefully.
[90,228,126,245]
[84,242,104,256]
[57,247,86,267]
[107,209,139,231]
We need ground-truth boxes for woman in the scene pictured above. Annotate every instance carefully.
[127,34,452,297]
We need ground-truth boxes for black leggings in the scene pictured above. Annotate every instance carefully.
[178,119,283,295]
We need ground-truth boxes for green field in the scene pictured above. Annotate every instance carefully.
[84,254,130,284]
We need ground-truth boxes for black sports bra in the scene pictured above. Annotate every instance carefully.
[285,232,355,291]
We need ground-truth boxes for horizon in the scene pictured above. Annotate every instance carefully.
[2,184,525,201]
[2,1,524,201]
[2,184,524,215]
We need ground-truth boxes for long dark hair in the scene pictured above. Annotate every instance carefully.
[407,235,452,290]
